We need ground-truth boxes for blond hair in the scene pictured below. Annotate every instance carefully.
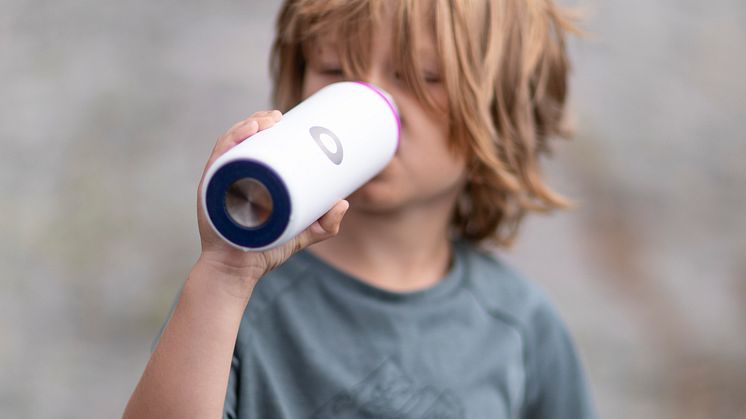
[271,0,577,247]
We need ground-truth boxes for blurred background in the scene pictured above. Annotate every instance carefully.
[2,0,744,417]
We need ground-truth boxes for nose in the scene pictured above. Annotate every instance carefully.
[362,73,389,95]
[361,71,402,123]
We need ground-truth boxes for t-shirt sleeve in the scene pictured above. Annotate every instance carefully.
[223,352,240,419]
[522,299,597,419]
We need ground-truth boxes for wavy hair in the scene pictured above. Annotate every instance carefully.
[271,0,578,247]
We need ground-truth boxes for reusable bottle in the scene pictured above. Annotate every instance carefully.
[202,81,400,251]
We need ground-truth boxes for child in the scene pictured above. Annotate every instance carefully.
[124,0,596,418]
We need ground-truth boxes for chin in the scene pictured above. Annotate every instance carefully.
[346,182,404,213]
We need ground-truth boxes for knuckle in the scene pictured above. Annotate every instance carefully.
[258,116,275,128]
[293,237,303,253]
[251,110,274,118]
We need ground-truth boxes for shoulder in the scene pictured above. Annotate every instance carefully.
[459,242,560,334]
[460,243,597,418]
[458,242,574,361]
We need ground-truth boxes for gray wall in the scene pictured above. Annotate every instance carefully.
[2,0,744,418]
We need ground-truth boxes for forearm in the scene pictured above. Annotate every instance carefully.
[123,259,258,419]
[123,108,347,418]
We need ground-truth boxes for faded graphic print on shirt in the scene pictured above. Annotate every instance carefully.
[311,358,465,419]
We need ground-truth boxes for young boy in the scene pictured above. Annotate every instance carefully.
[124,0,596,418]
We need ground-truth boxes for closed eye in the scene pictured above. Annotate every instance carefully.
[424,73,441,84]
[394,71,441,85]
[321,68,344,77]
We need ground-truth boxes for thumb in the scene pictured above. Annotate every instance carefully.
[293,200,349,251]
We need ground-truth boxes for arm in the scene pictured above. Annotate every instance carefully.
[122,111,349,419]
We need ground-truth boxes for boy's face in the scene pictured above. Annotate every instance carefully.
[301,16,467,216]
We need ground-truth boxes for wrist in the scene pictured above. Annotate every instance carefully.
[189,254,264,303]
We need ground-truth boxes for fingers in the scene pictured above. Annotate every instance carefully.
[220,119,259,150]
[251,109,283,131]
[204,110,283,172]
[314,200,350,237]
[223,110,282,145]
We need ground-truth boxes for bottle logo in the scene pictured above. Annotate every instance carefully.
[309,126,343,165]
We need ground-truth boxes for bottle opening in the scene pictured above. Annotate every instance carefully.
[224,178,273,228]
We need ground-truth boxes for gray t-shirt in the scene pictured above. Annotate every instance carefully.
[158,241,596,418]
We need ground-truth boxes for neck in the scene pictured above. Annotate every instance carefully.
[307,201,456,293]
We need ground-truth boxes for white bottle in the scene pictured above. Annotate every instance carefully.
[202,81,400,251]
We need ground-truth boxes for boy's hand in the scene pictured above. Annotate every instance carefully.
[195,110,349,296]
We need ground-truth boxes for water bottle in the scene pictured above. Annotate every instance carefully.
[202,81,400,251]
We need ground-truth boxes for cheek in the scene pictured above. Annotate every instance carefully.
[401,119,466,183]
[301,72,327,100]
[419,148,467,181]
[402,108,452,162]
[301,73,316,99]
[302,70,343,100]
